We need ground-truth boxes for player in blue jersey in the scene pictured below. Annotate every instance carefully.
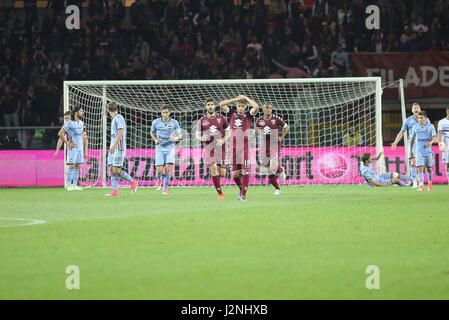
[410,111,438,191]
[105,102,138,196]
[437,107,449,185]
[360,152,413,187]
[150,105,182,195]
[58,106,89,191]
[391,103,431,188]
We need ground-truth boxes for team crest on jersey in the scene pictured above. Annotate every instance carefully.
[217,118,221,123]
[271,119,276,125]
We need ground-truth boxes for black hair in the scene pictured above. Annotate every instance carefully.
[71,106,81,120]
[361,152,371,163]
[418,111,427,117]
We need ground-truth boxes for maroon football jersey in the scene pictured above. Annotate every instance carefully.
[229,109,254,132]
[229,109,253,149]
[255,115,286,136]
[255,115,286,156]
[197,114,229,144]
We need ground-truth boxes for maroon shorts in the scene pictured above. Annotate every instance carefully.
[230,146,251,171]
[203,144,226,167]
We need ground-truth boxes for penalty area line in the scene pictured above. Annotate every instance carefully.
[0,217,46,228]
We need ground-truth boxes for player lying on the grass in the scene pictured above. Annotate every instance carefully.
[150,105,182,195]
[391,103,430,188]
[58,106,88,191]
[437,107,449,185]
[410,111,438,191]
[219,95,259,201]
[360,152,413,187]
[105,102,138,197]
[255,103,288,195]
[53,111,71,159]
[196,98,231,200]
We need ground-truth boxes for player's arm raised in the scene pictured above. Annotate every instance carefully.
[239,95,259,115]
[58,128,75,148]
[218,97,241,113]
[372,151,383,161]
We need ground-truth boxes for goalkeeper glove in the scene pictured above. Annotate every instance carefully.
[439,142,446,152]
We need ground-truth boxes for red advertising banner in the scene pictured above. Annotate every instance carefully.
[351,52,449,99]
[0,147,448,187]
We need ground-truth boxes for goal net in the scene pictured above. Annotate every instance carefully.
[64,78,383,188]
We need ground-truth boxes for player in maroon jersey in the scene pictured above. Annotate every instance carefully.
[196,98,231,200]
[219,95,259,201]
[255,103,289,195]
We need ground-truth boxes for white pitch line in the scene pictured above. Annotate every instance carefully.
[0,217,46,228]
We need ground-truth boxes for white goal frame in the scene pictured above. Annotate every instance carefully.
[63,77,383,188]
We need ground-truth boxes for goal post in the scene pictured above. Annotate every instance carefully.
[63,77,384,188]
[398,78,411,175]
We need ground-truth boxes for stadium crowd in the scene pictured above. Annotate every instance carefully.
[0,0,449,129]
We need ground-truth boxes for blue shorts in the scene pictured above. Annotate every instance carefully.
[416,154,434,168]
[373,173,393,186]
[67,148,83,165]
[108,150,126,167]
[155,146,175,166]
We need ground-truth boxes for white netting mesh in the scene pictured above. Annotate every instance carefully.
[65,79,381,187]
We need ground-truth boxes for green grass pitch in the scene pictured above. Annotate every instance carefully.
[1,185,449,300]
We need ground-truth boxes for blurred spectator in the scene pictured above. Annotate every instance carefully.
[330,46,348,76]
[0,85,21,141]
[411,17,429,33]
[403,32,425,51]
[272,58,311,78]
[269,0,287,18]
[337,2,351,26]
[312,0,329,16]
[343,127,363,147]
